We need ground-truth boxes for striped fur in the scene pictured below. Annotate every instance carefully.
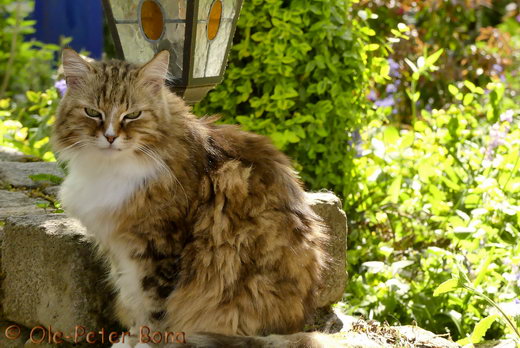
[53,49,333,348]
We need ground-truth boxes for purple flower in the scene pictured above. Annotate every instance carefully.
[388,58,401,77]
[54,79,67,97]
[485,123,508,160]
[500,110,514,123]
[351,130,363,158]
[515,298,520,304]
[516,14,520,23]
[367,90,377,101]
[375,96,395,107]
[492,64,503,73]
[386,83,398,93]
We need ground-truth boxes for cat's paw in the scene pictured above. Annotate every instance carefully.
[111,342,133,348]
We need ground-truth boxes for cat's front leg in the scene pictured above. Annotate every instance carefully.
[111,327,154,348]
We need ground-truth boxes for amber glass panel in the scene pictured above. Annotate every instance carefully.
[140,0,164,41]
[207,0,222,40]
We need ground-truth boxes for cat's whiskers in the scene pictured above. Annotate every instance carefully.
[136,144,189,205]
[56,138,93,154]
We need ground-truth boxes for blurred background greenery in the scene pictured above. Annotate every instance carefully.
[0,0,519,344]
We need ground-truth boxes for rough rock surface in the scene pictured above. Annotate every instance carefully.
[0,161,63,188]
[2,214,118,343]
[327,312,461,348]
[307,191,348,308]
[0,190,47,220]
[0,146,39,163]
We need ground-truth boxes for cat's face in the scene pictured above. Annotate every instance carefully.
[53,49,171,161]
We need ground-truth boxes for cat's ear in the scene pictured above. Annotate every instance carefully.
[138,51,170,90]
[62,48,93,88]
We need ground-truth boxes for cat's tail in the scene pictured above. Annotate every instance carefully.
[175,331,344,348]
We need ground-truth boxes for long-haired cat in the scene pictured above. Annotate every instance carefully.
[53,49,339,348]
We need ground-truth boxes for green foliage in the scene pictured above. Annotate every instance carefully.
[358,0,516,122]
[0,88,59,161]
[344,79,520,340]
[0,0,65,161]
[434,266,519,345]
[194,0,389,198]
[0,0,63,97]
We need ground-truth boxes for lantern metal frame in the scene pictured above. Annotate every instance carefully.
[102,0,243,103]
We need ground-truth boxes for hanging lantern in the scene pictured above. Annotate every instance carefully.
[102,0,243,104]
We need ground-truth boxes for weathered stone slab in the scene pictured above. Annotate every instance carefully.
[42,186,60,198]
[328,312,461,348]
[2,214,118,343]
[0,190,47,220]
[307,192,348,308]
[0,162,63,188]
[0,146,40,163]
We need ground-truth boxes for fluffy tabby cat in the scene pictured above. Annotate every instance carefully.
[54,49,339,348]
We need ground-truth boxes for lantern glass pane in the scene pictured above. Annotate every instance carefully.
[116,23,155,64]
[109,0,139,20]
[161,0,187,19]
[140,0,164,41]
[192,0,238,78]
[108,0,187,20]
[108,0,188,78]
[164,23,186,78]
[207,0,222,40]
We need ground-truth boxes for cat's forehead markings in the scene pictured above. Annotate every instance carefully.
[106,122,116,137]
[105,107,119,136]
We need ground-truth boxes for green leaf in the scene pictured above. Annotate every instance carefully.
[463,80,476,93]
[433,278,459,296]
[425,48,444,66]
[468,315,499,344]
[404,58,418,73]
[383,126,400,145]
[26,91,40,103]
[28,173,63,185]
[448,84,459,96]
[463,93,474,106]
[388,176,402,204]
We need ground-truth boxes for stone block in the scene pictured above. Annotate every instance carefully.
[306,192,348,308]
[0,190,47,221]
[0,162,63,188]
[0,146,39,163]
[2,214,118,343]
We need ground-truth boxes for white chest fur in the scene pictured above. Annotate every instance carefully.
[59,151,156,244]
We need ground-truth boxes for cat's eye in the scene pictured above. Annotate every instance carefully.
[85,108,102,118]
[124,111,142,120]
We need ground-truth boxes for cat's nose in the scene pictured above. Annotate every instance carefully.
[105,135,117,144]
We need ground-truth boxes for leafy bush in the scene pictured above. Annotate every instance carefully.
[344,72,520,341]
[0,0,65,160]
[0,88,59,160]
[194,0,389,199]
[358,0,517,123]
[0,0,62,97]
